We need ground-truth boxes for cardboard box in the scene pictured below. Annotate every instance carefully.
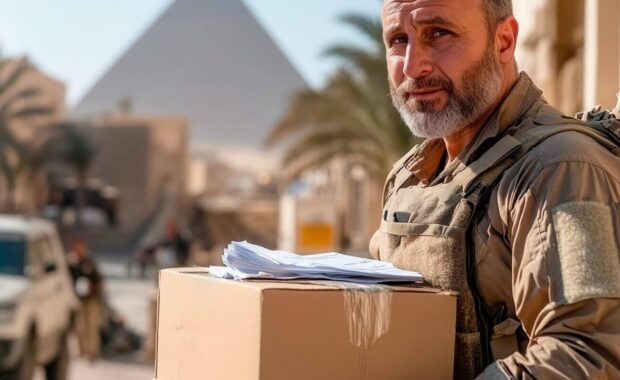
[155,268,456,380]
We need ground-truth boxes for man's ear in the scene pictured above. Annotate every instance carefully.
[496,16,519,65]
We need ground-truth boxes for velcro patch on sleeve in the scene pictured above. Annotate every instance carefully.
[552,201,620,304]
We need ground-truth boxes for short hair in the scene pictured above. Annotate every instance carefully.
[481,0,513,33]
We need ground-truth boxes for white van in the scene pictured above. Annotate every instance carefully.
[0,216,78,380]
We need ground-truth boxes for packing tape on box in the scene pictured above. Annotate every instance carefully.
[333,282,394,349]
[340,283,393,380]
[304,281,393,349]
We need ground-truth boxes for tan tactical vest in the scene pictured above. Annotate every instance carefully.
[375,103,620,379]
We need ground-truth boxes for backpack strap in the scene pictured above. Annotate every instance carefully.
[461,147,521,369]
[460,135,522,191]
[464,178,510,370]
[592,119,620,148]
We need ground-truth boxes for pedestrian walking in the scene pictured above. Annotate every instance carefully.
[67,238,104,362]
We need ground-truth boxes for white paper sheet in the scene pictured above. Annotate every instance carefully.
[209,241,423,284]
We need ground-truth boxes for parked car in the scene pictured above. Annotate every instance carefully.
[0,215,78,380]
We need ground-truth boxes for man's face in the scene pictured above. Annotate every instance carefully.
[383,0,504,139]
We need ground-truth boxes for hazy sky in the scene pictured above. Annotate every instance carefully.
[0,0,382,105]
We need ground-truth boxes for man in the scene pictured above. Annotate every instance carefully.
[67,238,104,362]
[370,0,620,378]
[159,219,192,267]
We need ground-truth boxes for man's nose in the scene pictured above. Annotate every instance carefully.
[403,42,433,79]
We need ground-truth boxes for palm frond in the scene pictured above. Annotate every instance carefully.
[52,122,98,170]
[0,59,31,96]
[337,13,384,48]
[267,90,354,144]
[282,141,385,182]
[323,46,383,73]
[269,11,418,182]
[0,87,40,119]
[282,128,385,164]
[8,105,52,120]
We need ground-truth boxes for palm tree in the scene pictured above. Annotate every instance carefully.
[52,121,98,227]
[0,58,53,212]
[20,133,64,213]
[266,14,417,182]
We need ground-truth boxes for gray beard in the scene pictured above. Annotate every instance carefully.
[391,49,503,140]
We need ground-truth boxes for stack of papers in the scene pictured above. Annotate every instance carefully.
[209,241,423,284]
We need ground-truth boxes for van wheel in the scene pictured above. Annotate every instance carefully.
[0,334,36,380]
[44,332,69,380]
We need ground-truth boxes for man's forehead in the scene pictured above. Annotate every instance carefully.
[383,0,478,6]
[383,0,480,15]
[382,0,481,25]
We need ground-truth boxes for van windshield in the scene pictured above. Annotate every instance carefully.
[0,234,26,276]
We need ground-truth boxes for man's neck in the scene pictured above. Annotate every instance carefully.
[443,76,518,161]
[443,122,487,161]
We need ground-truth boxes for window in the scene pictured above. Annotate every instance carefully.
[0,233,26,276]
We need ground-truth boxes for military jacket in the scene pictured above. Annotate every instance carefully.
[370,73,620,379]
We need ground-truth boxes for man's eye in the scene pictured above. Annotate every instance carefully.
[429,28,452,39]
[390,35,408,46]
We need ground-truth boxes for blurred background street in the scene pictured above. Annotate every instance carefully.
[0,0,618,378]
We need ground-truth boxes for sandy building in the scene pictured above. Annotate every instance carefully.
[514,0,620,115]
[83,115,188,235]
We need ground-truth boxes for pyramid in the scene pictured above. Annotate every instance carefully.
[72,0,307,148]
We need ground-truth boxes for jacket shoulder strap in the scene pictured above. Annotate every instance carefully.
[382,144,420,206]
[464,117,620,199]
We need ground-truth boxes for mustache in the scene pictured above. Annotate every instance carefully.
[395,76,453,96]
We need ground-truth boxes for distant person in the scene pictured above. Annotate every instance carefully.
[161,219,192,266]
[67,238,103,362]
[130,244,157,278]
